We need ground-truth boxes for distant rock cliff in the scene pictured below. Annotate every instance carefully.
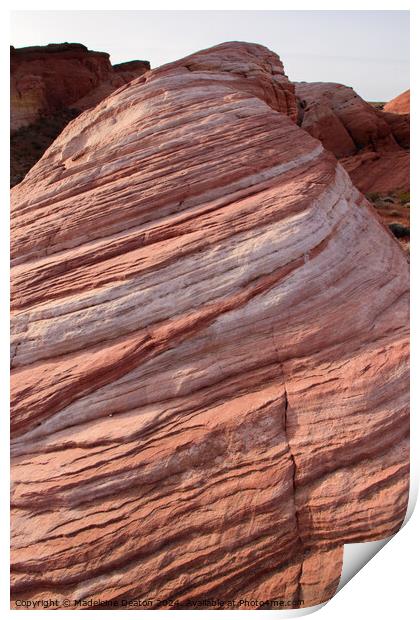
[11,43,150,130]
[10,43,150,185]
[11,42,408,610]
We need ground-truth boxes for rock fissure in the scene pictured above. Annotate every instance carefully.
[281,366,305,602]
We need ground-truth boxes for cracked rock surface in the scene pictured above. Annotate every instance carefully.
[10,41,409,609]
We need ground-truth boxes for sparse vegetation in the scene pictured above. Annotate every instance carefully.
[366,192,381,203]
[10,108,79,187]
[368,101,385,110]
[388,222,410,239]
[363,190,410,251]
[366,191,410,209]
[397,191,410,205]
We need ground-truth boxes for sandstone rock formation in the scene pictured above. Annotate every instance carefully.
[11,43,150,131]
[384,89,410,115]
[10,42,409,610]
[295,82,409,195]
[296,82,392,156]
[10,43,150,186]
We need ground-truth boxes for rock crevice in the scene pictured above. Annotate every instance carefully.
[282,369,305,603]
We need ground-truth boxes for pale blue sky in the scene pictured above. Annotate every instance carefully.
[11,10,409,101]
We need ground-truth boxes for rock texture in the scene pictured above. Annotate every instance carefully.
[296,82,390,156]
[10,42,409,609]
[384,89,410,115]
[340,150,409,194]
[296,82,409,194]
[10,43,150,186]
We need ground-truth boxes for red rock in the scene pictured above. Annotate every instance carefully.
[296,81,402,153]
[10,42,409,609]
[295,81,409,195]
[340,150,409,194]
[297,98,356,158]
[379,109,410,149]
[73,60,152,112]
[10,43,150,187]
[10,43,150,131]
[384,89,410,114]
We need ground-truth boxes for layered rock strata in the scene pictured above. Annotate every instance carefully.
[11,42,409,609]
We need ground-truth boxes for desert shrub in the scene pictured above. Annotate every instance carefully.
[389,222,410,239]
[369,102,385,110]
[398,191,410,205]
[366,192,381,203]
[10,108,80,187]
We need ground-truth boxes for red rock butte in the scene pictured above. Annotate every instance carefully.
[10,42,150,131]
[10,41,409,609]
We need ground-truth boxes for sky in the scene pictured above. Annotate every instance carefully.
[11,10,410,101]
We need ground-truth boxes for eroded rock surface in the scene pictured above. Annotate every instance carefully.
[296,81,409,195]
[10,42,409,609]
[340,150,409,194]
